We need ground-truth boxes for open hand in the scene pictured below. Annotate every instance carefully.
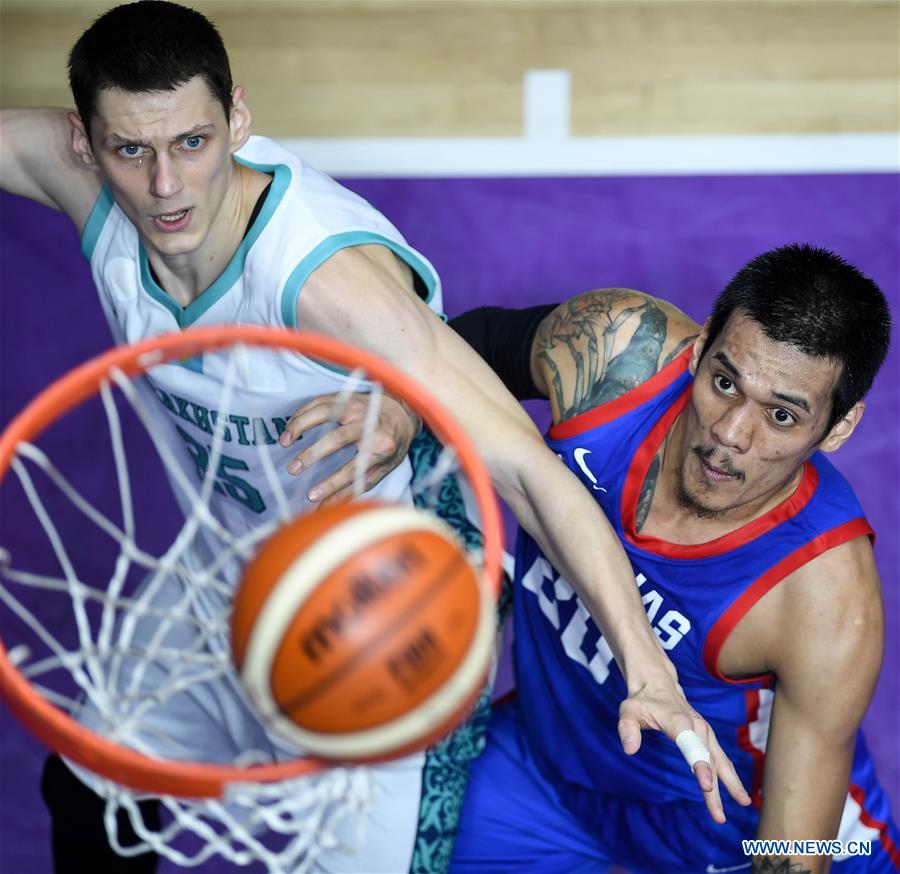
[618,673,752,824]
[278,391,420,505]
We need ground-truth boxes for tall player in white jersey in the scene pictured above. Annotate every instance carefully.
[0,2,750,870]
[85,132,435,546]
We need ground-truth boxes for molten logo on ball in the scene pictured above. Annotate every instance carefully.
[387,627,444,691]
[232,502,496,761]
[300,542,428,664]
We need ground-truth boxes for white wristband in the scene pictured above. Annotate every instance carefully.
[676,729,711,770]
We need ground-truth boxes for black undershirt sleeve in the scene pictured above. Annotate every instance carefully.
[448,303,558,400]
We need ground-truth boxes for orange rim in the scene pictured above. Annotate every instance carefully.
[0,325,503,798]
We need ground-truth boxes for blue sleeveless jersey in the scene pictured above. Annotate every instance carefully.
[513,348,898,865]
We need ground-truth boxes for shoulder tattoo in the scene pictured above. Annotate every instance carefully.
[534,290,670,420]
[661,334,697,368]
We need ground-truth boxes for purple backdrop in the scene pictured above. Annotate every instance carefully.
[1,172,898,872]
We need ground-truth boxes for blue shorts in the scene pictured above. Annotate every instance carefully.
[450,700,900,874]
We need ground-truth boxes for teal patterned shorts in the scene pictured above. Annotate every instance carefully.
[407,429,513,874]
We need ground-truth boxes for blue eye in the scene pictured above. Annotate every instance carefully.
[118,144,144,158]
[183,135,204,150]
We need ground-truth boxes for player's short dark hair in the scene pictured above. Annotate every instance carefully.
[68,1,233,137]
[701,243,891,436]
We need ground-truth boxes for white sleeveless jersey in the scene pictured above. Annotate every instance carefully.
[75,139,449,871]
[80,136,444,568]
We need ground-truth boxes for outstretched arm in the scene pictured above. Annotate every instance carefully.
[292,246,749,822]
[278,304,557,504]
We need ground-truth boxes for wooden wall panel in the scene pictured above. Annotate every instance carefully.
[1,1,897,137]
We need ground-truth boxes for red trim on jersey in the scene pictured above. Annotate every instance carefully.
[702,518,874,683]
[548,347,693,441]
[849,783,900,868]
[736,688,765,809]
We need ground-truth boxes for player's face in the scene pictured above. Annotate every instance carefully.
[678,311,842,519]
[85,77,247,259]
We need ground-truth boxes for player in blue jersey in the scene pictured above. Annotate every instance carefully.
[0,2,749,871]
[436,245,898,873]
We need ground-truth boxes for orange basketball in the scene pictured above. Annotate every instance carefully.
[231,501,495,760]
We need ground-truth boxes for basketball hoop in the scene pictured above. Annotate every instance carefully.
[0,325,503,871]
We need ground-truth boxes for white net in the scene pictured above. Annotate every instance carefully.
[97,768,372,870]
[0,332,493,872]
